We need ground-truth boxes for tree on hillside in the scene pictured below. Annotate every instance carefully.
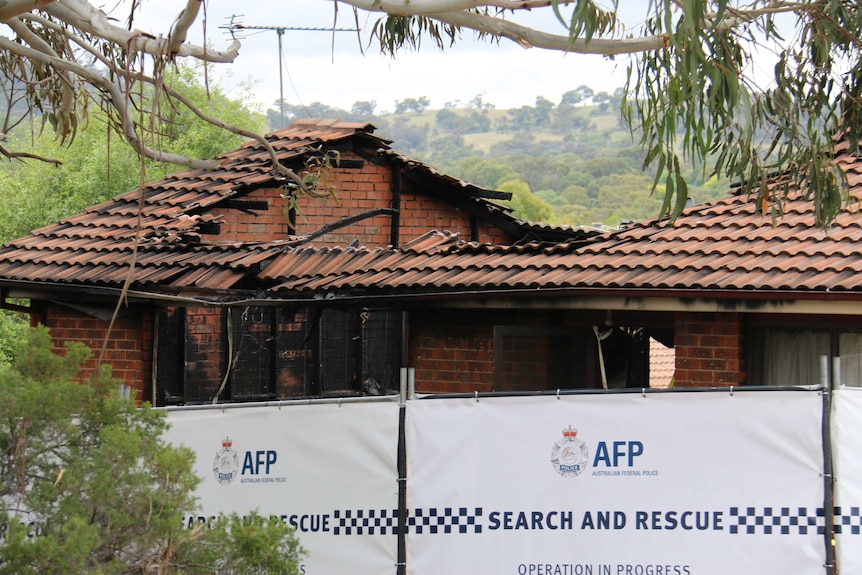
[3,1,862,226]
[394,97,431,114]
[561,86,595,107]
[499,179,553,222]
[592,92,612,114]
[0,327,303,574]
[351,100,378,117]
[469,94,495,110]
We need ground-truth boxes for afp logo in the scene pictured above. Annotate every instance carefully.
[212,437,280,485]
[213,437,240,485]
[550,425,644,478]
[550,426,590,477]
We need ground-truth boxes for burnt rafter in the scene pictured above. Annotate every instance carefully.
[219,199,270,213]
[295,208,399,246]
[334,159,365,169]
[471,188,512,201]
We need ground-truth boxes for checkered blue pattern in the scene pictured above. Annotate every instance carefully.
[727,506,824,535]
[834,506,862,534]
[332,508,399,535]
[407,507,483,534]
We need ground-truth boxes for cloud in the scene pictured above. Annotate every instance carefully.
[133,0,630,112]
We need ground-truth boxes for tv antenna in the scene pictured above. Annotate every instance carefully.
[220,15,360,129]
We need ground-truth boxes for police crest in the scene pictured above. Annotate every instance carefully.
[550,426,590,478]
[213,437,240,485]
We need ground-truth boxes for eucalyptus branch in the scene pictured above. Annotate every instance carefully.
[5,17,76,123]
[0,145,63,165]
[167,0,203,57]
[437,10,666,54]
[0,0,55,22]
[42,0,239,63]
[0,35,219,168]
[137,73,326,195]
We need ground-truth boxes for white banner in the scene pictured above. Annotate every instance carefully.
[832,388,862,573]
[166,400,400,575]
[406,391,825,575]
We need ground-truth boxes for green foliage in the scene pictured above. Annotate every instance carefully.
[451,157,518,189]
[435,108,492,135]
[0,327,303,574]
[561,85,595,107]
[0,63,264,246]
[499,179,553,222]
[351,100,378,117]
[551,104,594,134]
[0,120,142,244]
[0,309,28,366]
[386,122,431,154]
[499,96,557,132]
[627,0,862,227]
[395,97,431,114]
[160,64,266,161]
[371,14,459,54]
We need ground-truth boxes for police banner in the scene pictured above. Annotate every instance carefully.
[832,387,862,573]
[166,400,400,575]
[405,391,825,575]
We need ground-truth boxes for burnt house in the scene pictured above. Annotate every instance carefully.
[0,119,589,403]
[0,119,860,405]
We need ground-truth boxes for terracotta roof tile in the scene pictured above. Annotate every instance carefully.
[649,338,675,388]
[256,162,862,297]
[8,118,862,301]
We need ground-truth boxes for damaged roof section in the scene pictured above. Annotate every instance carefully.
[5,116,856,304]
[0,119,542,295]
[259,171,862,298]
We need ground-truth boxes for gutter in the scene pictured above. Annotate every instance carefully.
[6,278,862,316]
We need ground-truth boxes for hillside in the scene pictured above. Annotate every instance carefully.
[273,98,732,228]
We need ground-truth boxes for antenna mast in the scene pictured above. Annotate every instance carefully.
[220,15,359,129]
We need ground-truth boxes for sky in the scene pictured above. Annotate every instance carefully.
[131,0,634,114]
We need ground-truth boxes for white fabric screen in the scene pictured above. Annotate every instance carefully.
[167,400,400,575]
[832,388,862,572]
[406,392,825,575]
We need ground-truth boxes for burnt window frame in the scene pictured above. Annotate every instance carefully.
[154,304,402,406]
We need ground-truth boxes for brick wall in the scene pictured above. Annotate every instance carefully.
[408,310,495,393]
[398,194,513,246]
[197,151,517,249]
[200,186,292,244]
[673,312,744,387]
[37,304,153,403]
[495,331,551,392]
[293,158,394,247]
